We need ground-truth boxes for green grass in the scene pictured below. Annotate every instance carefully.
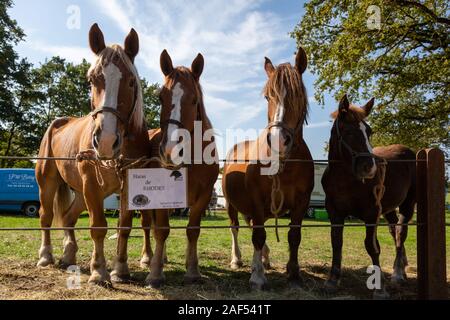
[0,211,449,300]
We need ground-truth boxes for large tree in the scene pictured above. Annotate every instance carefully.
[293,0,449,151]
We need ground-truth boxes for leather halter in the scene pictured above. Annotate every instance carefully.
[335,116,382,175]
[161,102,202,131]
[90,82,139,137]
[266,117,303,159]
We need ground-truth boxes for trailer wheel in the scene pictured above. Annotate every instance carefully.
[23,202,40,217]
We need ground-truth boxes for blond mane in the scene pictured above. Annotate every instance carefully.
[88,44,144,131]
[263,63,309,126]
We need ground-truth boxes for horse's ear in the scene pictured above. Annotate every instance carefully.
[362,98,375,117]
[160,49,174,77]
[295,47,308,74]
[339,94,350,115]
[264,57,275,77]
[124,28,139,62]
[191,53,204,80]
[89,23,106,55]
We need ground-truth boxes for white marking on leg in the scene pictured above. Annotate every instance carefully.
[230,228,242,267]
[359,122,377,175]
[250,249,267,288]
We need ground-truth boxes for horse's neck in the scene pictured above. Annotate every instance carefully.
[122,122,150,157]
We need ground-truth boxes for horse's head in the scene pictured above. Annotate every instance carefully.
[158,49,204,165]
[87,23,143,159]
[331,94,377,180]
[263,48,308,159]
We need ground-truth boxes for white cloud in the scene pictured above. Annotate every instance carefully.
[26,41,95,64]
[306,121,332,129]
[92,0,292,130]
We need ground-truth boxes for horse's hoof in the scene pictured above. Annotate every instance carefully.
[184,274,203,285]
[140,257,151,269]
[88,271,112,288]
[230,261,243,270]
[88,278,113,288]
[37,257,55,268]
[146,278,165,289]
[57,260,75,270]
[110,272,131,284]
[373,290,390,300]
[288,277,304,289]
[390,274,407,286]
[250,281,269,291]
[323,280,339,294]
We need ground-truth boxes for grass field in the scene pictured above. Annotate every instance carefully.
[0,211,449,300]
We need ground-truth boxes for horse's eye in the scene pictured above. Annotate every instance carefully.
[264,96,269,101]
[129,78,136,88]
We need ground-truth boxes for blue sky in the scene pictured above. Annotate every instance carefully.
[9,0,340,160]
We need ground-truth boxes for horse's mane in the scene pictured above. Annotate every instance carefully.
[165,67,213,130]
[263,63,309,126]
[87,44,145,131]
[330,105,366,122]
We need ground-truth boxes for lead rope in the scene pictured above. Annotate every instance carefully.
[371,158,387,254]
[76,150,183,192]
[269,161,285,243]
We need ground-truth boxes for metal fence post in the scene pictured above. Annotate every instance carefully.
[416,148,447,299]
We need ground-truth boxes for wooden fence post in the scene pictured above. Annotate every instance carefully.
[416,148,447,300]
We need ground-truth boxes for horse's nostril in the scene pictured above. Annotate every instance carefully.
[179,149,184,158]
[266,133,272,147]
[284,135,291,147]
[112,135,120,150]
[93,132,100,148]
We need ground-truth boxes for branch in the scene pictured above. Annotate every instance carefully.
[391,0,450,25]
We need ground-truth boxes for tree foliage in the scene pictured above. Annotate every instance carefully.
[0,1,161,168]
[292,0,450,151]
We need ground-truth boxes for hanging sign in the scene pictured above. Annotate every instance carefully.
[127,168,188,210]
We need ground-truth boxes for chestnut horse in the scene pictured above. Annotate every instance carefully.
[222,49,314,290]
[141,50,219,288]
[322,95,416,298]
[35,24,151,285]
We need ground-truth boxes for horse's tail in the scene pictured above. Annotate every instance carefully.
[53,183,74,228]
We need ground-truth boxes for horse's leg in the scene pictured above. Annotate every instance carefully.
[111,209,134,283]
[83,182,110,286]
[145,209,170,288]
[384,210,406,284]
[59,192,85,268]
[364,221,389,299]
[286,195,309,287]
[36,181,60,267]
[262,243,271,270]
[228,203,243,269]
[184,194,211,284]
[324,201,344,293]
[390,197,415,284]
[140,210,153,269]
[249,210,267,290]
